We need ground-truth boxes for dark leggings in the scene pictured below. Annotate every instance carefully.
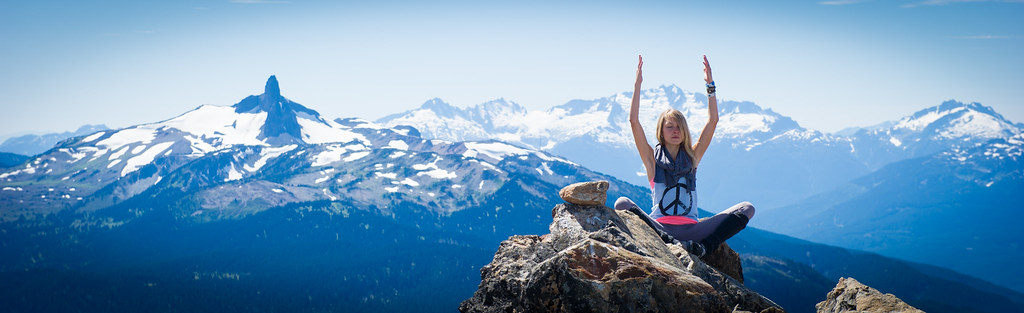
[614,197,755,242]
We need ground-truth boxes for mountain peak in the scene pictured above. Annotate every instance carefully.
[893,99,1019,139]
[420,97,451,109]
[418,98,461,118]
[231,76,326,144]
[265,75,280,97]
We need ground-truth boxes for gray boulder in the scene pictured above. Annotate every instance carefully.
[460,202,783,313]
[816,277,925,313]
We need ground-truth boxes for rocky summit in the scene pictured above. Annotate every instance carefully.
[461,181,927,313]
[460,184,783,313]
[816,278,924,313]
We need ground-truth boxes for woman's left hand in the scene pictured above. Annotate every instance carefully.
[703,55,713,85]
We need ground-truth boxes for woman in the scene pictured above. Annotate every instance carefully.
[614,55,754,258]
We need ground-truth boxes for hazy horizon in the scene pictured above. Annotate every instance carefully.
[2,0,1021,137]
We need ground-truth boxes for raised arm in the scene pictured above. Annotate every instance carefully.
[629,55,656,182]
[692,54,718,167]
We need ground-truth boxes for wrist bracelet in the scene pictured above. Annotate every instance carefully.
[708,92,716,98]
[706,85,716,95]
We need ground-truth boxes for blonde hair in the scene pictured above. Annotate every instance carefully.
[655,109,696,165]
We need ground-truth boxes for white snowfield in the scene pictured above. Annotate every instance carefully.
[379,85,797,153]
[89,104,371,164]
[892,103,1019,140]
[89,103,374,174]
[121,141,175,177]
[2,80,1022,222]
[412,157,458,180]
[312,143,369,167]
[462,141,573,165]
[379,86,1023,166]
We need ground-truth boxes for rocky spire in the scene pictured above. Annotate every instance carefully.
[231,75,326,145]
[265,75,281,97]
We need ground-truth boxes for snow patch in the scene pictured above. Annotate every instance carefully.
[463,142,530,161]
[299,118,367,144]
[387,140,410,150]
[60,148,89,164]
[322,188,337,201]
[226,163,243,182]
[312,144,367,166]
[720,113,774,134]
[108,146,130,160]
[82,132,106,143]
[121,141,175,177]
[537,162,554,175]
[375,172,398,179]
[412,157,458,179]
[160,105,266,147]
[244,145,297,172]
[96,128,158,150]
[183,135,218,155]
[419,169,456,179]
[889,137,902,147]
[343,151,371,162]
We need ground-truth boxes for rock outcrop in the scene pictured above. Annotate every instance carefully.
[558,180,609,206]
[816,277,924,313]
[460,199,783,313]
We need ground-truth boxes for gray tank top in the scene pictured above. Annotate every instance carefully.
[648,144,698,221]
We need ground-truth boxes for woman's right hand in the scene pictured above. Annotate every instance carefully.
[635,55,643,89]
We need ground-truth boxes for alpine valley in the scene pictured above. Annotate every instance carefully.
[2,77,1022,312]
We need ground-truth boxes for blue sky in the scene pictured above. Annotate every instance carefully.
[1,0,1021,139]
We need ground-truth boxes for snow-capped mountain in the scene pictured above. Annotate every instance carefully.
[379,85,811,151]
[378,92,1023,212]
[3,77,1024,312]
[0,76,658,312]
[379,85,867,210]
[0,76,632,224]
[377,89,1024,294]
[846,100,1022,168]
[0,76,363,220]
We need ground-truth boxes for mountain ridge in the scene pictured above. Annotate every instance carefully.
[0,124,109,156]
[2,76,1023,312]
[376,89,1024,294]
